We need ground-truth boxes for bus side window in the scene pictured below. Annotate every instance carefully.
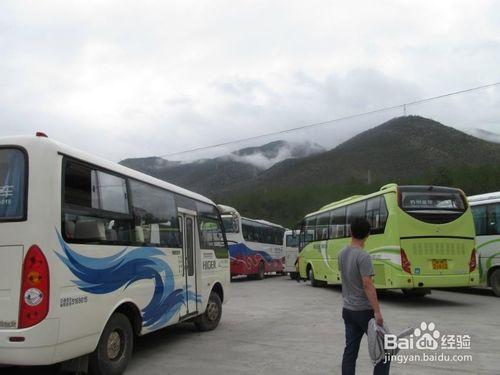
[471,205,487,235]
[487,203,500,235]
[63,160,133,244]
[379,196,388,230]
[242,223,251,241]
[329,207,346,239]
[305,216,317,242]
[366,197,380,230]
[278,229,284,245]
[346,201,367,237]
[365,196,388,235]
[316,212,329,240]
[129,180,181,248]
[298,221,308,250]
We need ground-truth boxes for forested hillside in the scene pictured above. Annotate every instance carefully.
[123,116,500,227]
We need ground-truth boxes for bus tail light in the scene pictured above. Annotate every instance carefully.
[19,245,50,329]
[469,249,477,273]
[401,249,411,274]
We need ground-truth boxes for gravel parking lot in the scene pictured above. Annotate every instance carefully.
[6,275,500,375]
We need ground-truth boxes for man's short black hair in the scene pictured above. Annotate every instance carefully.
[350,217,371,239]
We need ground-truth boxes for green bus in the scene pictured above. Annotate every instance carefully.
[297,184,479,294]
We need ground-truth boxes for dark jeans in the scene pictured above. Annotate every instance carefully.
[342,308,390,375]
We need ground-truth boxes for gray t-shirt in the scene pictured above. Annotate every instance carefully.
[338,245,375,311]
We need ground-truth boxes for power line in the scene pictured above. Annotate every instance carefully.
[157,81,500,158]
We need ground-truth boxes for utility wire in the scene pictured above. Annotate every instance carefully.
[157,81,500,158]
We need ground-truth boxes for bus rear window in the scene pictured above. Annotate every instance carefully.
[0,148,27,221]
[399,187,466,224]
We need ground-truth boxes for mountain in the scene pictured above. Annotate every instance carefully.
[119,157,182,177]
[233,116,500,191]
[215,116,500,226]
[120,140,323,195]
[121,116,500,227]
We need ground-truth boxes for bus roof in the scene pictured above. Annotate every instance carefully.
[217,204,284,229]
[0,135,215,206]
[468,191,500,205]
[253,219,284,229]
[306,183,399,218]
[304,184,464,219]
[240,217,284,229]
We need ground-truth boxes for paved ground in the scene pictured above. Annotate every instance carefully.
[6,275,500,374]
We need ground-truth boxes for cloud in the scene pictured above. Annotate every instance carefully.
[0,1,499,162]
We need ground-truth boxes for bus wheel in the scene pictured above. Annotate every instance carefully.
[309,268,319,287]
[255,262,265,280]
[89,313,133,375]
[195,292,222,331]
[489,269,500,297]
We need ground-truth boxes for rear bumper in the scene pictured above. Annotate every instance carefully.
[0,318,60,365]
[393,273,479,289]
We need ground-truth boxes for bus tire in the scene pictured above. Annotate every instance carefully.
[89,313,133,375]
[489,269,500,297]
[255,262,265,280]
[195,292,222,331]
[309,267,320,287]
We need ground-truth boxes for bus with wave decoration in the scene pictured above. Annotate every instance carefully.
[0,134,230,374]
[218,205,285,280]
[297,184,479,296]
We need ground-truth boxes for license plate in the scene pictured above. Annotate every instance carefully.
[432,259,448,270]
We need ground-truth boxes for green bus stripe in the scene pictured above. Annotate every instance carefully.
[477,238,500,250]
[368,248,400,255]
[486,251,500,270]
[376,259,403,272]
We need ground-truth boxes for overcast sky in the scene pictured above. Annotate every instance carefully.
[1,0,499,162]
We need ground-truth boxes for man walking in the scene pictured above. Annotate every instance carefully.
[338,217,390,375]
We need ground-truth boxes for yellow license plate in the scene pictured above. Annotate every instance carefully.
[432,259,448,270]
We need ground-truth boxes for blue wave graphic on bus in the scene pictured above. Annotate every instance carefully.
[228,243,274,263]
[55,232,200,330]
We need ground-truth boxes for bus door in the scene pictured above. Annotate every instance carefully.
[180,211,198,315]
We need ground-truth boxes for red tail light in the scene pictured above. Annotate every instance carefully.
[401,248,411,274]
[19,245,50,328]
[469,248,477,273]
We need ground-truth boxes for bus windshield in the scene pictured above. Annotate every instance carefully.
[0,148,26,220]
[399,186,466,224]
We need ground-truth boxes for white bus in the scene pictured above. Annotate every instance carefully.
[283,230,314,279]
[218,205,285,279]
[0,134,230,374]
[469,191,500,296]
[283,230,299,278]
